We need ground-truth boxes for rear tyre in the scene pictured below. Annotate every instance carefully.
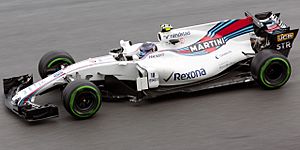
[38,50,75,79]
[251,49,291,89]
[63,80,102,119]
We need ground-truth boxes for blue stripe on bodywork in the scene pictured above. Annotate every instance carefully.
[210,19,237,37]
[207,21,226,37]
[224,27,253,41]
[223,25,253,39]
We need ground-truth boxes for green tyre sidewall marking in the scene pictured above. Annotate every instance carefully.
[47,58,73,68]
[69,86,101,118]
[259,57,291,88]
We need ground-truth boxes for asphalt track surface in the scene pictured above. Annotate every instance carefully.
[0,0,300,150]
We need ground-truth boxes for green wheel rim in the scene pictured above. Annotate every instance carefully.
[69,86,101,118]
[259,57,291,88]
[47,58,73,68]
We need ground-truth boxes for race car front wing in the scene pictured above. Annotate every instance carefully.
[3,74,58,121]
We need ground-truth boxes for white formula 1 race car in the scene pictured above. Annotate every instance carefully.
[3,11,298,121]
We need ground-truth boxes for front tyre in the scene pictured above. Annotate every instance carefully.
[38,50,75,79]
[251,49,291,89]
[63,80,102,119]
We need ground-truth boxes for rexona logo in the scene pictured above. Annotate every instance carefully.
[189,38,226,52]
[164,31,191,39]
[277,33,294,42]
[174,68,206,81]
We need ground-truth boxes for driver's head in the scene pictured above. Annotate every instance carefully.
[138,42,157,58]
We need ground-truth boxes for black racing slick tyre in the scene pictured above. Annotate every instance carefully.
[63,80,102,120]
[251,49,291,89]
[38,50,75,79]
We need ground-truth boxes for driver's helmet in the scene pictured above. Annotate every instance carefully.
[138,42,157,58]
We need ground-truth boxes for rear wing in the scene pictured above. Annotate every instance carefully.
[245,11,264,28]
[245,11,298,56]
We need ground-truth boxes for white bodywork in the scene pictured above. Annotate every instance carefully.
[12,18,255,105]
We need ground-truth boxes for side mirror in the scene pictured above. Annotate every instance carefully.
[120,40,132,48]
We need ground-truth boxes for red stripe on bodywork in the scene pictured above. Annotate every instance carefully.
[216,17,253,37]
